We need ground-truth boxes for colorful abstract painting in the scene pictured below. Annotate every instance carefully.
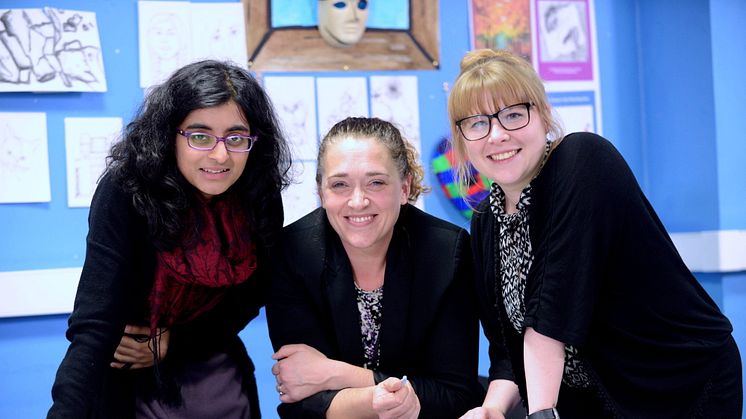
[469,0,531,61]
[432,137,490,219]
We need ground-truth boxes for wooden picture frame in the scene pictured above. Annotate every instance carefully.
[242,0,439,72]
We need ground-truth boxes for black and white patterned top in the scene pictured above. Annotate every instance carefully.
[489,140,589,388]
[355,283,383,370]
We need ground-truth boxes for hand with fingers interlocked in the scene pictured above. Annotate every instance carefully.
[110,324,169,370]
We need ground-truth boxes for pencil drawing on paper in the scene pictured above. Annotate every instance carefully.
[0,7,106,92]
[144,12,189,87]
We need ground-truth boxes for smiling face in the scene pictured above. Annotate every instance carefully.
[318,0,369,47]
[463,100,547,200]
[175,100,250,199]
[319,136,409,257]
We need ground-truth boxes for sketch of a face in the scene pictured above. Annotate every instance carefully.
[207,22,242,60]
[540,2,588,62]
[148,13,183,60]
[317,0,369,48]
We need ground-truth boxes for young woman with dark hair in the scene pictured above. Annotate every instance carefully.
[48,60,291,418]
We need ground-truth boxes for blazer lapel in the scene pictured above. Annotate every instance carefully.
[377,226,412,370]
[324,234,366,366]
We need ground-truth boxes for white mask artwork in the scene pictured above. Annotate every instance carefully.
[317,0,370,48]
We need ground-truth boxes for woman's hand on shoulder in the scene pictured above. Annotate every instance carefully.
[271,343,334,402]
[459,406,506,419]
[372,377,420,419]
[110,324,169,370]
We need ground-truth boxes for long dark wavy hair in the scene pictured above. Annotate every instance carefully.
[107,60,292,250]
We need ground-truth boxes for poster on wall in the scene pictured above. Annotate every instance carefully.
[316,77,369,137]
[370,75,421,154]
[548,90,596,133]
[243,0,439,71]
[64,117,122,208]
[535,0,593,81]
[0,8,107,92]
[282,161,319,226]
[189,3,247,65]
[468,0,531,61]
[138,1,247,88]
[264,76,318,161]
[0,112,51,203]
[137,1,191,89]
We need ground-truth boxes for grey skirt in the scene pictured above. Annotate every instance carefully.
[135,352,251,419]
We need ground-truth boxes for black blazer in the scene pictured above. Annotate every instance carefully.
[267,205,484,418]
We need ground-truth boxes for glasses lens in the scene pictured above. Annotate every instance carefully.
[224,135,252,152]
[498,104,530,130]
[460,115,491,141]
[187,133,215,149]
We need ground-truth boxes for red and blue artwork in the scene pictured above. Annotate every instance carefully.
[431,137,490,219]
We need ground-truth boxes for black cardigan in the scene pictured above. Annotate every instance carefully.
[48,173,275,418]
[471,132,735,418]
[267,205,485,418]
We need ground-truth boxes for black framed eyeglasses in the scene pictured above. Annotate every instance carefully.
[456,102,533,141]
[177,129,258,153]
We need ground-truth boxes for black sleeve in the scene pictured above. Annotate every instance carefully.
[470,204,514,383]
[266,226,341,418]
[523,133,627,346]
[48,176,139,418]
[406,228,485,418]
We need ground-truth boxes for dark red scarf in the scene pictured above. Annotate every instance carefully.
[149,198,257,332]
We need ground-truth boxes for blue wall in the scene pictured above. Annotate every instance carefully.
[1,0,744,418]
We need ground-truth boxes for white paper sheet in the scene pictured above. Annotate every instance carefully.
[138,1,249,88]
[0,112,51,203]
[0,8,107,92]
[264,76,318,160]
[282,161,319,226]
[138,1,191,88]
[64,117,122,207]
[190,2,247,66]
[555,104,594,133]
[316,77,369,137]
[370,75,421,154]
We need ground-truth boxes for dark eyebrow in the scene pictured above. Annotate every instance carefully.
[184,123,250,132]
[327,172,390,179]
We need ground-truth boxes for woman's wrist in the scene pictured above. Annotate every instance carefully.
[328,359,374,389]
[526,407,559,419]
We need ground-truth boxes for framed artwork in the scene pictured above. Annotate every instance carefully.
[241,0,439,71]
[535,0,593,80]
[468,0,531,61]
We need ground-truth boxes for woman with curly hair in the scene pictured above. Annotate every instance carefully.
[48,60,291,418]
[267,117,485,419]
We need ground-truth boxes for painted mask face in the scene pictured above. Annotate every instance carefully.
[318,0,369,47]
[319,136,409,256]
[175,100,251,199]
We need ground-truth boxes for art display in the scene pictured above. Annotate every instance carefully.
[0,8,106,92]
[0,112,51,203]
[536,0,593,81]
[469,0,531,61]
[549,90,597,133]
[64,117,122,208]
[370,75,421,154]
[264,76,318,160]
[431,137,489,219]
[243,0,439,71]
[138,1,247,88]
[316,76,369,137]
[282,161,319,226]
